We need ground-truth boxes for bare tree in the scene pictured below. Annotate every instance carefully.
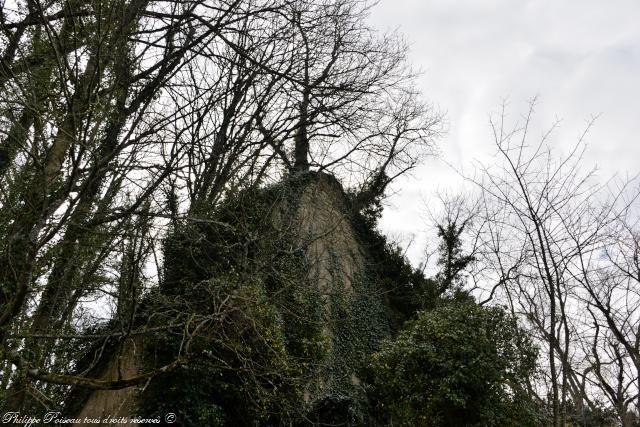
[455,99,640,426]
[0,0,441,415]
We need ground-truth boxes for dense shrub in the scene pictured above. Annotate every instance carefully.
[369,300,540,426]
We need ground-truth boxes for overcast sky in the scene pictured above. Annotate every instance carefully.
[368,0,640,264]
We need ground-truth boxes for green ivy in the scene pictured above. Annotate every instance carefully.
[80,172,432,425]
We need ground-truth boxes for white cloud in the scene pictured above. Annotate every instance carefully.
[368,0,640,264]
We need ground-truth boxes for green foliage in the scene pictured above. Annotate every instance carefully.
[368,300,540,426]
[350,208,438,329]
[141,176,333,424]
[434,220,475,296]
[307,268,392,424]
[138,274,317,425]
[134,173,448,424]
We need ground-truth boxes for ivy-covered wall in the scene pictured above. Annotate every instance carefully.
[72,172,430,425]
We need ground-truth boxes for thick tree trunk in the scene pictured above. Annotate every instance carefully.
[294,92,310,172]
